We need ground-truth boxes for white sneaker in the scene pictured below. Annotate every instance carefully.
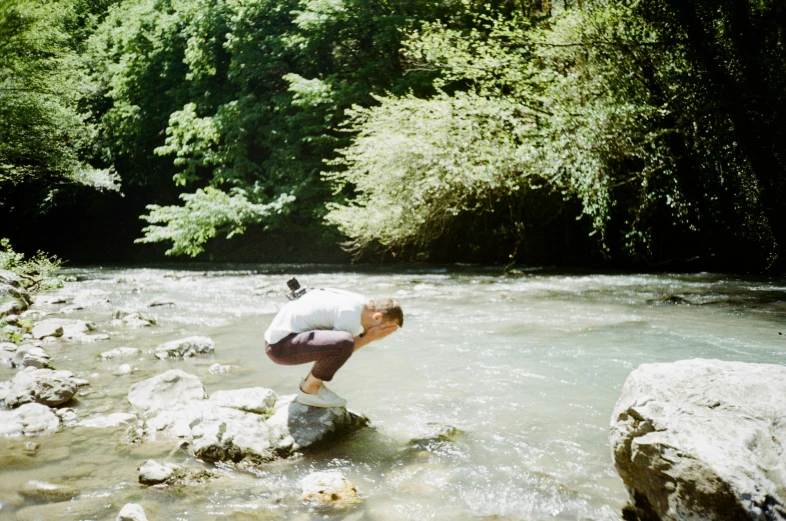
[297,382,347,408]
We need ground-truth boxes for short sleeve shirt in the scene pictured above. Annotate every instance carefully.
[264,288,366,344]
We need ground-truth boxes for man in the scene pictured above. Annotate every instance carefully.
[264,288,403,408]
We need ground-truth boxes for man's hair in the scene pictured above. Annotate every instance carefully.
[366,297,404,327]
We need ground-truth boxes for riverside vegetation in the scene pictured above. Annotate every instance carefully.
[1,0,785,270]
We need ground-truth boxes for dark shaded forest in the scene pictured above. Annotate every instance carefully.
[2,0,785,271]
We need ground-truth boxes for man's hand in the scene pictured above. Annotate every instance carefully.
[354,324,398,351]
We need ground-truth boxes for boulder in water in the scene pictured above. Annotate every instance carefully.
[32,318,95,340]
[127,369,206,411]
[117,503,149,521]
[611,358,786,521]
[18,480,78,503]
[138,459,177,485]
[147,297,175,308]
[0,403,60,436]
[4,367,82,407]
[11,345,53,369]
[266,395,369,455]
[155,336,215,359]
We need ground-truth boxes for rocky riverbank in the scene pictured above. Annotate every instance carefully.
[0,276,377,520]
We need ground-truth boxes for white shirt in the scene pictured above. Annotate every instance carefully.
[264,288,366,344]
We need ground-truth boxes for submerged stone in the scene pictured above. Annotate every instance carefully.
[154,336,215,359]
[301,471,359,505]
[0,403,60,436]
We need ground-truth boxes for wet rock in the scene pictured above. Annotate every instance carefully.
[99,347,140,359]
[266,395,369,455]
[155,335,215,359]
[35,295,67,305]
[11,345,53,369]
[117,503,149,521]
[611,359,786,521]
[115,363,134,375]
[24,441,39,453]
[55,407,78,426]
[3,313,20,325]
[1,341,17,364]
[31,320,63,339]
[113,309,156,328]
[137,459,217,487]
[407,423,463,453]
[0,403,60,436]
[4,367,81,407]
[18,480,78,503]
[142,400,276,463]
[209,387,277,415]
[138,459,177,484]
[77,412,136,428]
[209,363,236,374]
[147,297,175,307]
[32,318,95,340]
[20,309,46,321]
[301,471,359,504]
[127,369,207,411]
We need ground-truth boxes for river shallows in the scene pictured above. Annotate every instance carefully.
[1,266,784,520]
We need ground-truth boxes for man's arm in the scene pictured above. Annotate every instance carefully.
[353,324,398,351]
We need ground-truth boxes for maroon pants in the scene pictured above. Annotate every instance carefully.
[265,330,355,381]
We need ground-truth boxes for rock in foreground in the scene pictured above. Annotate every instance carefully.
[4,368,82,407]
[117,503,148,521]
[301,471,359,505]
[127,369,206,411]
[611,359,786,521]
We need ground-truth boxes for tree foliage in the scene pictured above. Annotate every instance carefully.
[0,0,119,209]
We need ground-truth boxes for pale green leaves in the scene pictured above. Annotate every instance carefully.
[155,103,220,186]
[136,187,295,257]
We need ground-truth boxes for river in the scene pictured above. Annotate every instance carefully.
[1,266,784,521]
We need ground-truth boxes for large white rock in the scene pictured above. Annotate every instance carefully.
[208,387,277,414]
[117,503,148,521]
[155,336,214,359]
[138,459,178,485]
[4,367,81,407]
[611,359,786,521]
[142,400,275,463]
[0,403,60,436]
[266,395,369,455]
[127,369,206,411]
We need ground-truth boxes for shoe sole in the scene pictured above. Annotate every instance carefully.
[296,393,346,408]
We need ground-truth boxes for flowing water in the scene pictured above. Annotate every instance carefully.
[1,266,785,521]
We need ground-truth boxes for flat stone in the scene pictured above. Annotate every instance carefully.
[77,413,137,429]
[59,304,85,314]
[301,471,359,504]
[155,336,214,359]
[99,347,141,359]
[76,333,110,343]
[5,368,80,407]
[18,480,78,503]
[117,503,149,521]
[147,297,175,307]
[611,358,786,521]
[209,387,277,415]
[31,321,63,340]
[127,369,207,412]
[0,403,60,436]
